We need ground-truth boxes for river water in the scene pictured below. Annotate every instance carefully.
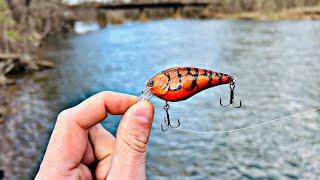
[0,19,320,179]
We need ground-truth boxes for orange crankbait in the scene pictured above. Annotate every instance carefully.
[136,67,242,131]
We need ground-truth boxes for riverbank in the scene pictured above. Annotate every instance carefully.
[0,0,72,85]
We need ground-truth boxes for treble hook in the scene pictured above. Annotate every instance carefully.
[220,83,242,108]
[161,103,180,132]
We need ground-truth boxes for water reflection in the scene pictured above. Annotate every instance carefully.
[0,19,319,179]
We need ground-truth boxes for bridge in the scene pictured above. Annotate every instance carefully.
[66,1,220,26]
[97,2,209,10]
[64,0,320,26]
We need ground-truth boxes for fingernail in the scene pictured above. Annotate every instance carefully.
[132,101,151,123]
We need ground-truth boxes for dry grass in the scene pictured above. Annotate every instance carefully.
[222,5,320,20]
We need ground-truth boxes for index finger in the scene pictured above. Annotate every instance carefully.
[64,91,137,130]
[40,91,137,171]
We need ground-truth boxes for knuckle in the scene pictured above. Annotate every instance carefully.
[57,110,68,121]
[120,128,149,153]
[57,108,74,122]
[100,91,112,97]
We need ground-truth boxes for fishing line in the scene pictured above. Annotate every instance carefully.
[163,107,320,134]
[152,106,320,134]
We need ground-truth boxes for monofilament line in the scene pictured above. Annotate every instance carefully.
[171,107,320,134]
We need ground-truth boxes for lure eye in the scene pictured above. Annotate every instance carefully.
[149,80,154,87]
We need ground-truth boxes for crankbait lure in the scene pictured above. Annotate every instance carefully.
[135,67,241,131]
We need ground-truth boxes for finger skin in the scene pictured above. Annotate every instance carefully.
[36,91,136,179]
[107,101,154,180]
[89,124,116,179]
[81,139,95,165]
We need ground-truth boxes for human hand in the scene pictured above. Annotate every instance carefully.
[35,91,154,180]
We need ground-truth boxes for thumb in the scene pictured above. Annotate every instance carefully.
[107,101,154,180]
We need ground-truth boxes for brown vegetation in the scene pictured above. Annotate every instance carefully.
[0,0,71,85]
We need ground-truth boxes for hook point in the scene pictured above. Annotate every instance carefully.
[233,100,242,108]
[161,124,168,132]
[220,97,230,107]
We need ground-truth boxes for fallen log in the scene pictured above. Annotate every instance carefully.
[0,53,20,60]
[35,60,55,69]
[0,53,54,86]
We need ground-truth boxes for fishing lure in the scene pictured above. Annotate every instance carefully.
[135,67,241,131]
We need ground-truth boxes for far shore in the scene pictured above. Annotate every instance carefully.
[220,6,320,21]
[68,4,320,27]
